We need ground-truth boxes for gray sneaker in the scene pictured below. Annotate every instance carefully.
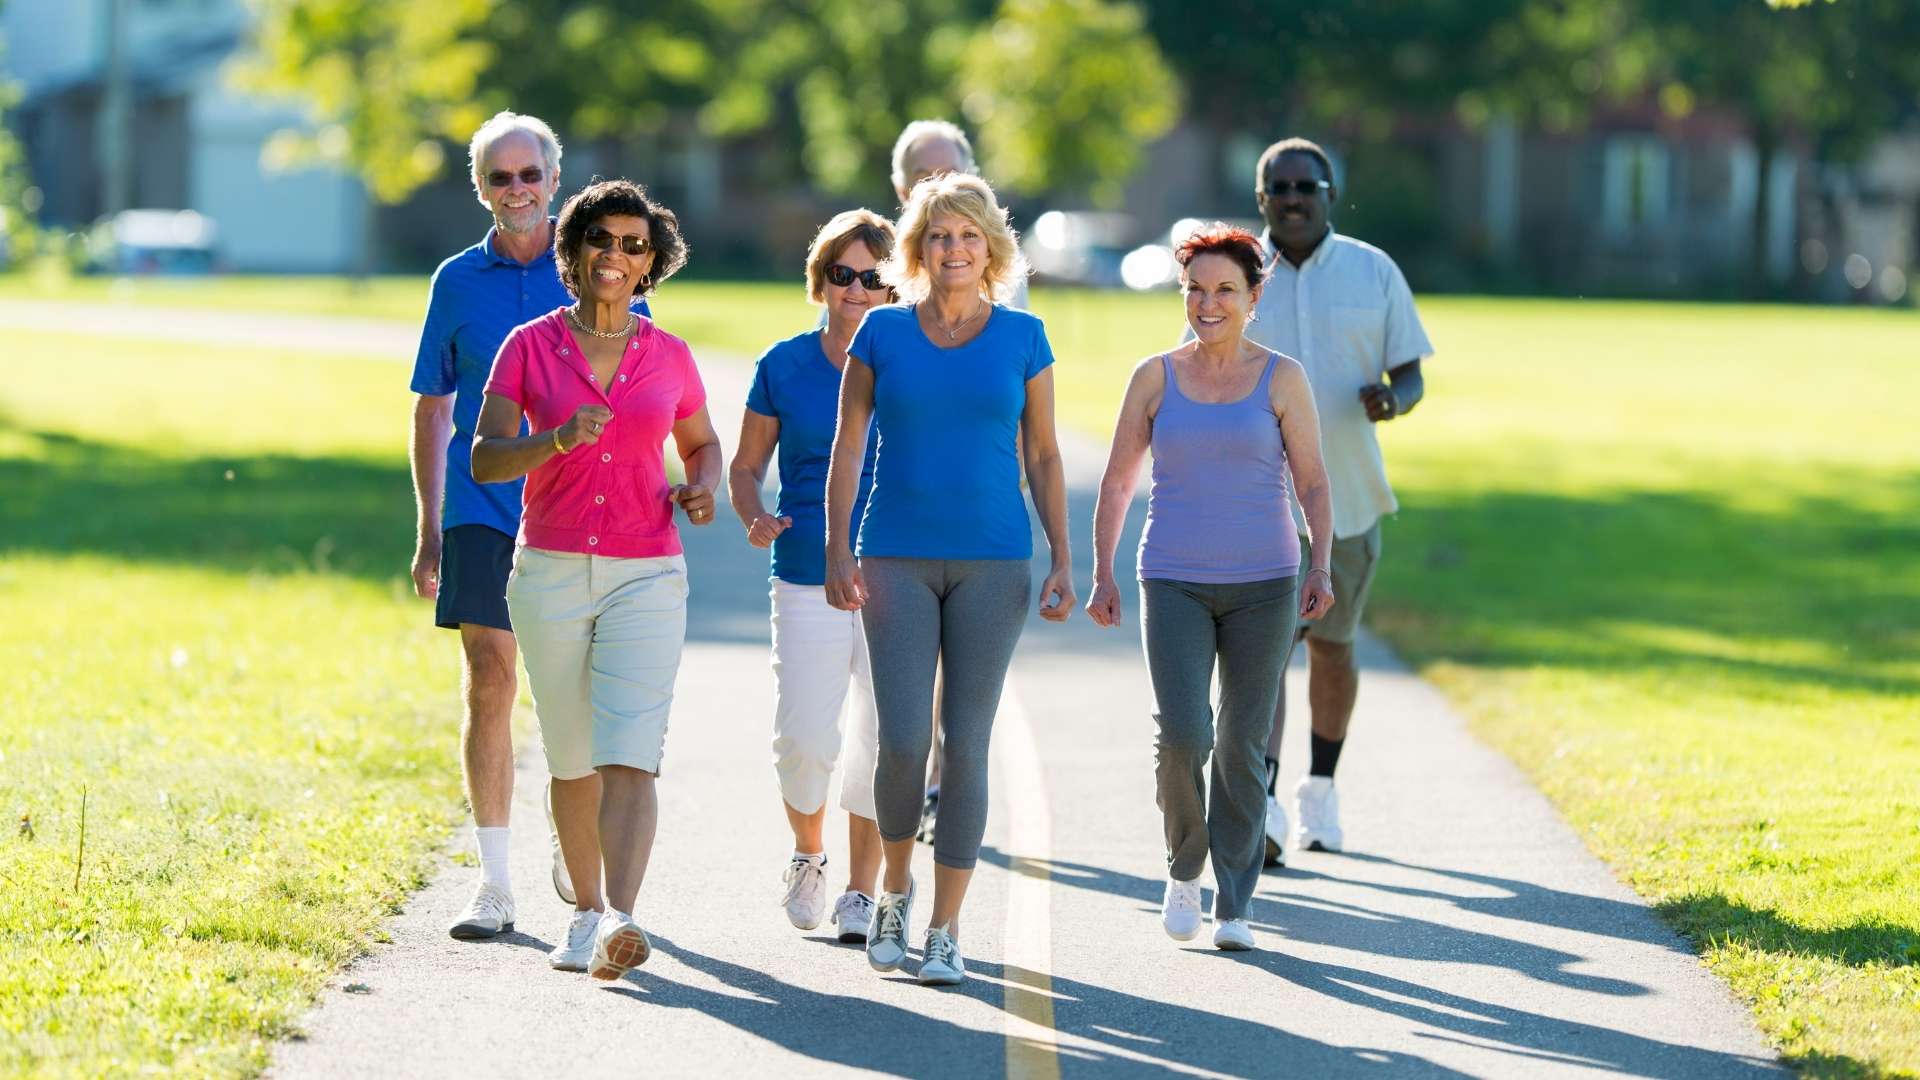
[917,925,966,986]
[866,878,916,972]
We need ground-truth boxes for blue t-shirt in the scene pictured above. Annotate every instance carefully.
[849,304,1054,560]
[744,330,878,586]
[409,222,648,537]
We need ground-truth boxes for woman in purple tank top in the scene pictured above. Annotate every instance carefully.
[1086,225,1335,952]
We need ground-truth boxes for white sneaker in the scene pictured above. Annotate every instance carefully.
[448,880,515,940]
[1161,878,1204,941]
[548,909,600,972]
[546,779,576,906]
[1263,794,1289,868]
[780,854,829,931]
[1292,775,1345,852]
[1213,918,1256,951]
[867,878,916,972]
[589,910,651,980]
[833,891,875,944]
[918,925,966,986]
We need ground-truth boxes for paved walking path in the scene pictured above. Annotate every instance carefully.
[245,339,1783,1079]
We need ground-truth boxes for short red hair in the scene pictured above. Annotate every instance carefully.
[1174,224,1269,292]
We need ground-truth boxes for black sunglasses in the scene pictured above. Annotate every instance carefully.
[486,167,545,188]
[826,264,885,290]
[1263,178,1332,198]
[584,225,651,256]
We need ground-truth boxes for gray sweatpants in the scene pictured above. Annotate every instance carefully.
[860,557,1031,870]
[1141,575,1299,921]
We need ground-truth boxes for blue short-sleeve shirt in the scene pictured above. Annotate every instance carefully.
[409,221,648,537]
[744,330,877,585]
[849,304,1053,560]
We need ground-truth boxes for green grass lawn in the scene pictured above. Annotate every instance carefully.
[2,275,1916,1076]
[1033,289,1920,1079]
[0,330,472,1075]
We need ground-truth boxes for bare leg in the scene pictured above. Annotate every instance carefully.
[551,773,604,912]
[1306,638,1359,741]
[783,802,826,854]
[881,835,915,895]
[846,813,881,896]
[598,765,658,915]
[925,863,973,940]
[458,625,517,827]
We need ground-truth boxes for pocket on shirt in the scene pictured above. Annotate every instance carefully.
[1329,305,1388,381]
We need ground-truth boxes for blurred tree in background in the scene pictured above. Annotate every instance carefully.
[235,0,499,202]
[241,0,1179,210]
[0,6,37,260]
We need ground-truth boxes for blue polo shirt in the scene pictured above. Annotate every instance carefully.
[744,330,877,585]
[849,304,1053,560]
[409,221,648,537]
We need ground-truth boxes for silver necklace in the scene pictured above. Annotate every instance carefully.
[568,306,636,340]
[928,298,986,342]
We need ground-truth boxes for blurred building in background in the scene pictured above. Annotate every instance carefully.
[3,0,369,272]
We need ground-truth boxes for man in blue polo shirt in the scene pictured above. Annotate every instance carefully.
[408,110,646,940]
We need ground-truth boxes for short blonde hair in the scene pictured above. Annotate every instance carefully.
[884,173,1028,303]
[804,209,897,305]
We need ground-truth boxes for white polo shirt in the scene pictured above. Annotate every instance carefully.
[1245,230,1434,538]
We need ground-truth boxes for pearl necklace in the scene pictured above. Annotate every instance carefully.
[568,307,636,340]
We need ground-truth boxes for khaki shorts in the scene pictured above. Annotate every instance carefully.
[506,547,688,779]
[1296,522,1381,645]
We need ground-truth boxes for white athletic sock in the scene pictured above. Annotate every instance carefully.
[475,826,511,890]
[793,850,826,863]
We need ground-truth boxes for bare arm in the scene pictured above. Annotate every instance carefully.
[823,356,876,610]
[1085,358,1164,627]
[1021,367,1075,622]
[669,405,724,524]
[728,409,791,547]
[470,394,610,484]
[1361,357,1426,422]
[408,394,453,598]
[1274,359,1336,619]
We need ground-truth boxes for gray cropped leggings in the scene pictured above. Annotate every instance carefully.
[1141,575,1299,921]
[860,557,1031,870]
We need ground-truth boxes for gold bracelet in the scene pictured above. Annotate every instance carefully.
[551,427,569,454]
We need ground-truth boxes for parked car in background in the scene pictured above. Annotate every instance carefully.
[1027,210,1142,288]
[1115,216,1269,291]
[86,209,219,274]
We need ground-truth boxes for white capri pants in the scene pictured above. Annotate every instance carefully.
[769,579,879,820]
[506,547,688,779]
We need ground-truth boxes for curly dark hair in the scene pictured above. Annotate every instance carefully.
[1175,223,1270,292]
[554,178,689,299]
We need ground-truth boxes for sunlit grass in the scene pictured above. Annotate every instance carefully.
[0,333,470,1076]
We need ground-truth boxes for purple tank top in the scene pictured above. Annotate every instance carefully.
[1137,352,1302,584]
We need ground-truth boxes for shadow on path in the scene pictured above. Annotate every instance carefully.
[979,849,1649,998]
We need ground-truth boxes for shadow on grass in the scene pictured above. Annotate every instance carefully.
[1656,892,1920,971]
[1377,473,1920,695]
[0,424,414,582]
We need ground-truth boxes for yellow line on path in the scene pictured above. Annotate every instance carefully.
[996,685,1062,1080]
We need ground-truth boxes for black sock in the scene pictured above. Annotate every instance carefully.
[1309,735,1344,778]
[1264,756,1280,796]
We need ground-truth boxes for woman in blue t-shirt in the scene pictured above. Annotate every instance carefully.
[728,210,894,947]
[823,173,1075,988]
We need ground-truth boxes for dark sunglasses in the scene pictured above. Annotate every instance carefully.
[486,167,545,188]
[826,264,885,290]
[1263,178,1332,198]
[584,225,651,256]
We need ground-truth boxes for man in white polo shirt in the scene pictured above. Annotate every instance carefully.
[1241,137,1434,865]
